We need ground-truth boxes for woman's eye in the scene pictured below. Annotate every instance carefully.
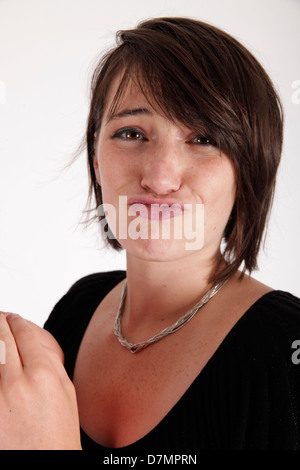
[189,135,215,146]
[111,128,147,141]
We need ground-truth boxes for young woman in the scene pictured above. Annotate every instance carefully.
[1,17,300,451]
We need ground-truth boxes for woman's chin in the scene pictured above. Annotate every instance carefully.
[119,237,197,263]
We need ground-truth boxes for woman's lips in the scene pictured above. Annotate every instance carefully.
[127,197,184,220]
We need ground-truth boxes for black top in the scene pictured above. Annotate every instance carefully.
[44,270,300,451]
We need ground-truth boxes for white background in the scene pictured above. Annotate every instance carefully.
[0,0,299,326]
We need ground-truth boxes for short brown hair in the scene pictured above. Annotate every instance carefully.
[84,17,283,284]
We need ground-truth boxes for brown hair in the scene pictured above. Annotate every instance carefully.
[84,17,283,284]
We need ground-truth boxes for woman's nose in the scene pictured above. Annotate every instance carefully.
[140,146,182,195]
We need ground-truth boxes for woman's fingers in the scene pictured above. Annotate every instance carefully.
[0,337,5,364]
[0,311,67,384]
[0,313,23,380]
[0,310,73,392]
[2,313,70,388]
[0,312,81,449]
[26,319,64,363]
[5,313,52,371]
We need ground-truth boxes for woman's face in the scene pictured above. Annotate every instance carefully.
[94,75,236,263]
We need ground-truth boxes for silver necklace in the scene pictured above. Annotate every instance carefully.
[114,279,227,354]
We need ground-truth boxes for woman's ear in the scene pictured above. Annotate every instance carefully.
[93,132,101,185]
[93,157,101,186]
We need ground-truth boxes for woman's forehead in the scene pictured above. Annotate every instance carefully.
[103,72,159,123]
[101,67,216,133]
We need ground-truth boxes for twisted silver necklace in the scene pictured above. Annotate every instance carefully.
[114,279,227,353]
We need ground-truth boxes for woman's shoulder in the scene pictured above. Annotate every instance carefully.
[43,270,127,373]
[44,270,126,331]
[244,289,300,331]
[220,273,300,353]
[227,288,300,366]
[56,269,126,303]
[230,273,300,336]
[67,270,126,295]
[213,288,300,449]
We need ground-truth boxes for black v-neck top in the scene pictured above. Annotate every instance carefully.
[44,271,300,451]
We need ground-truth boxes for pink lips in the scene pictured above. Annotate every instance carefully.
[128,197,184,220]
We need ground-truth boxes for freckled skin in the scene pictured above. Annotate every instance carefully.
[94,76,236,263]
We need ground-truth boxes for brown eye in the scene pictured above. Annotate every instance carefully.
[125,130,142,139]
[190,135,214,145]
[112,127,147,141]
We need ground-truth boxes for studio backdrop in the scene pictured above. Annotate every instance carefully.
[0,0,299,325]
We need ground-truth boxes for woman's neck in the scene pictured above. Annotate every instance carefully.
[122,250,222,336]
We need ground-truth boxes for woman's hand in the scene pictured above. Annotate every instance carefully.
[0,312,82,450]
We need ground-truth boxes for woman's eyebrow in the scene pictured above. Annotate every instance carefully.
[105,107,152,124]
